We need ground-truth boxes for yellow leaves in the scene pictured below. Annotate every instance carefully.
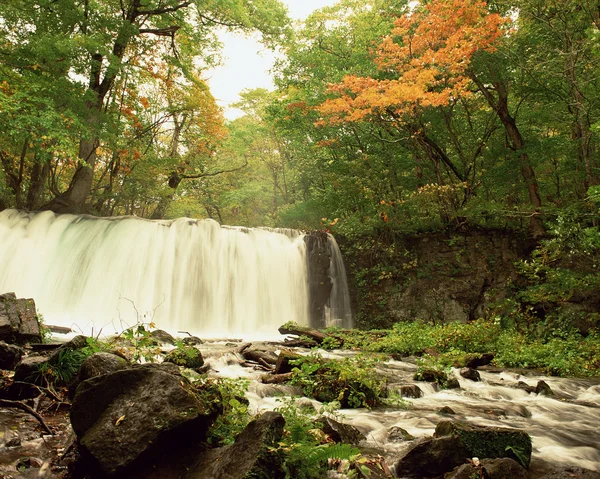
[115,415,126,426]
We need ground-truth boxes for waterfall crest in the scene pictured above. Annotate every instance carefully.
[0,210,315,338]
[327,235,352,328]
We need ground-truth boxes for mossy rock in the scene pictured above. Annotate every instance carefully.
[164,346,204,370]
[435,420,532,467]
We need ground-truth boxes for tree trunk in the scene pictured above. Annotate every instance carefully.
[471,74,545,238]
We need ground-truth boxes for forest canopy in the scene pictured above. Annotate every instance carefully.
[1,0,599,238]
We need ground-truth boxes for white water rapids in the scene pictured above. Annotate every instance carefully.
[0,209,350,339]
[203,344,600,475]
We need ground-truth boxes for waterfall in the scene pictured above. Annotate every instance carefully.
[326,235,353,328]
[0,210,317,339]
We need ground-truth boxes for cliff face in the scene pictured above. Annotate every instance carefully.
[340,229,600,332]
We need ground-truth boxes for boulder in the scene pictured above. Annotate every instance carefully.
[0,341,23,370]
[393,436,470,477]
[535,380,553,396]
[13,356,47,385]
[446,377,461,389]
[150,329,176,345]
[387,426,414,442]
[182,336,204,346]
[465,353,495,369]
[164,346,204,370]
[414,368,447,384]
[70,363,220,476]
[460,367,481,381]
[398,384,423,399]
[435,420,532,467]
[77,352,129,382]
[182,411,286,479]
[447,457,529,479]
[438,406,456,415]
[320,417,366,445]
[0,293,41,344]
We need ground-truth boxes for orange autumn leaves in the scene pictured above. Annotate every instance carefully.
[316,0,508,125]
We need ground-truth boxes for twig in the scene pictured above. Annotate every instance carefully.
[0,399,53,435]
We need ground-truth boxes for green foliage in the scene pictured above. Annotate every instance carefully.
[289,353,386,408]
[36,313,52,344]
[205,377,252,446]
[37,337,104,386]
[274,398,360,479]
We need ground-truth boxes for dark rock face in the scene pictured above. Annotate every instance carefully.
[460,367,481,381]
[305,232,333,328]
[435,420,532,467]
[393,436,470,478]
[183,411,286,479]
[70,364,220,476]
[320,417,366,445]
[438,406,456,415]
[0,341,23,370]
[414,368,447,384]
[0,293,41,344]
[182,336,204,346]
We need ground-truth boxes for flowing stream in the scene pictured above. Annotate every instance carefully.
[0,210,354,339]
[202,343,600,475]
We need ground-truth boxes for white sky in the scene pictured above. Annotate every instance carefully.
[206,0,339,120]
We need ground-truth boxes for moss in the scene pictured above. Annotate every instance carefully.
[435,420,532,467]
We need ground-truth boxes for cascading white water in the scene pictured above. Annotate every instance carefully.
[326,235,353,328]
[0,209,315,339]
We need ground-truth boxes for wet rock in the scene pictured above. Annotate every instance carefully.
[460,367,481,381]
[439,406,456,415]
[274,350,301,375]
[13,356,47,385]
[1,381,41,400]
[0,341,23,370]
[320,416,366,445]
[150,329,176,345]
[481,458,529,478]
[446,377,461,389]
[182,411,286,479]
[535,380,553,396]
[516,381,536,394]
[164,346,204,370]
[182,336,204,346]
[0,293,41,344]
[387,426,414,442]
[393,436,469,477]
[465,353,495,369]
[435,420,532,467]
[399,384,423,398]
[414,368,447,384]
[5,437,21,447]
[70,364,220,476]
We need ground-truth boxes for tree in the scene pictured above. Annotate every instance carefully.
[0,0,290,213]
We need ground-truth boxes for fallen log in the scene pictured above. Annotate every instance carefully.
[278,324,328,344]
[260,372,293,384]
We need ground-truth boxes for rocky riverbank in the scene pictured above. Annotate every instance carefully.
[0,294,599,478]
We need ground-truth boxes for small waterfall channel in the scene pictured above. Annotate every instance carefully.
[202,344,600,475]
[0,209,351,338]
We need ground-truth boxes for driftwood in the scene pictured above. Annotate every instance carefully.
[242,349,278,366]
[0,399,53,435]
[260,372,293,384]
[278,325,328,344]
